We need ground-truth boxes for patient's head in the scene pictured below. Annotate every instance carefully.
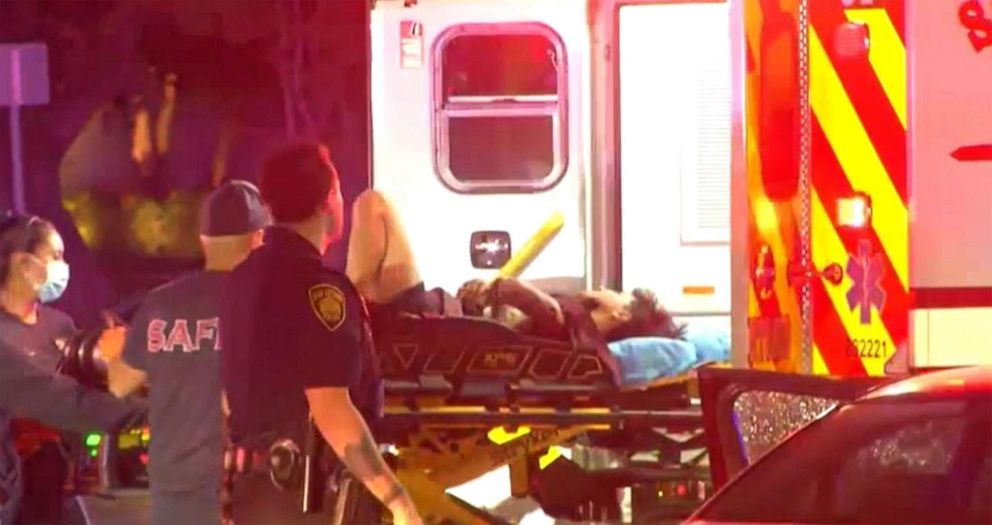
[580,288,685,342]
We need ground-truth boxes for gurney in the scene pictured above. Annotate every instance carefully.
[336,313,727,525]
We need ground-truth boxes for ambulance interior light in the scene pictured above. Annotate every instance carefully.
[836,194,872,229]
[470,230,512,269]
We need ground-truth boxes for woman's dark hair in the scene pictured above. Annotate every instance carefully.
[602,288,686,343]
[0,212,57,288]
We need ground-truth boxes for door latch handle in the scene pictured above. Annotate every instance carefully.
[821,263,844,286]
[787,261,845,287]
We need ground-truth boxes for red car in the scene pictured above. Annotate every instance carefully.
[686,366,992,525]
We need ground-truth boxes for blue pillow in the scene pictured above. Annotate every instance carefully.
[683,325,731,364]
[607,337,698,386]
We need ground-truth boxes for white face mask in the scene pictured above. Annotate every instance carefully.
[27,258,70,304]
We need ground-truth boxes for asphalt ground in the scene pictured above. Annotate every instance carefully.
[77,467,686,524]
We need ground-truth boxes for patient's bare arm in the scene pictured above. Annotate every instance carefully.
[490,278,565,337]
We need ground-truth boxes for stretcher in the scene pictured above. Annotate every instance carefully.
[342,313,718,525]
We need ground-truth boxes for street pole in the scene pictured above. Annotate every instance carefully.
[8,47,26,213]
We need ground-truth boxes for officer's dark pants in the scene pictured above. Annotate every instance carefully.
[229,473,336,525]
[151,487,221,525]
[230,471,385,525]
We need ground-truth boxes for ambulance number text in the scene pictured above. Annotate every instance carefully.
[845,338,887,359]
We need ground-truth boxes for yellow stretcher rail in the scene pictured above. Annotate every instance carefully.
[390,425,589,525]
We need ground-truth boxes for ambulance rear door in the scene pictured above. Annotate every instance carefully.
[612,0,734,330]
[370,0,589,293]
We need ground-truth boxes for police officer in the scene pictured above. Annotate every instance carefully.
[220,143,424,525]
[105,180,270,525]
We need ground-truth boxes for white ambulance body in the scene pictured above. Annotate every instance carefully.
[369,0,992,369]
[907,0,992,368]
[370,0,734,331]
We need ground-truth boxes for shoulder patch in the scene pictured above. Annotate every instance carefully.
[308,284,346,332]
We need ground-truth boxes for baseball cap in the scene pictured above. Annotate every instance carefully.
[199,180,271,237]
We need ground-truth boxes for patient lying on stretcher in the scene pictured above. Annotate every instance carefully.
[343,190,684,344]
[344,190,730,385]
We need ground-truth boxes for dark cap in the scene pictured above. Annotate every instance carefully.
[199,180,271,237]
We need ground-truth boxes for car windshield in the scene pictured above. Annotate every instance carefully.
[697,396,992,524]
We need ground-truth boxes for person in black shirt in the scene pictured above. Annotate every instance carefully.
[220,143,423,525]
[105,180,270,525]
[0,212,146,524]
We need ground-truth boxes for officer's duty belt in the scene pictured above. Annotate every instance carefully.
[224,446,270,476]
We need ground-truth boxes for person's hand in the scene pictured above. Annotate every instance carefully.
[457,278,494,316]
[100,309,125,329]
[96,326,127,364]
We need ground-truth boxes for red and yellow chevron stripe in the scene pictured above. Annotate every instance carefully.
[746,0,908,377]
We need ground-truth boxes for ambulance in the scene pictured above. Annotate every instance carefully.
[369,0,992,377]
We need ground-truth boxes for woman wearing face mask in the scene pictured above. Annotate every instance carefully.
[0,212,146,524]
[0,214,73,365]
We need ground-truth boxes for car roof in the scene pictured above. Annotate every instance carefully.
[862,366,992,401]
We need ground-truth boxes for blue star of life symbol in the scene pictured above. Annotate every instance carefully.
[846,240,886,325]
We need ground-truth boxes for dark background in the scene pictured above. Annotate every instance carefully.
[0,0,371,327]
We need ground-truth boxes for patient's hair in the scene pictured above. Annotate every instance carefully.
[603,288,686,342]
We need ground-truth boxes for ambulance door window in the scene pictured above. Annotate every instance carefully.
[434,24,567,193]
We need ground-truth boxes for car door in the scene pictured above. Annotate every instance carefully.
[697,366,890,489]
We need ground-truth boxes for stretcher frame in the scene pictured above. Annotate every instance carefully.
[360,358,713,524]
[350,212,716,524]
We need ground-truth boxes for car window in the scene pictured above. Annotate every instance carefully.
[826,417,969,523]
[970,451,992,520]
[732,390,840,463]
[698,398,992,524]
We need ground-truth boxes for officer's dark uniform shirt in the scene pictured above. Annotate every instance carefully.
[221,227,381,449]
[121,271,227,495]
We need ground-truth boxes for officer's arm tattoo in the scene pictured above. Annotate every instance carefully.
[381,483,406,508]
[341,434,409,507]
[342,436,386,481]
[307,387,413,513]
[341,435,409,509]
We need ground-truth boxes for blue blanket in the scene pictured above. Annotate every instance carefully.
[607,325,731,387]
